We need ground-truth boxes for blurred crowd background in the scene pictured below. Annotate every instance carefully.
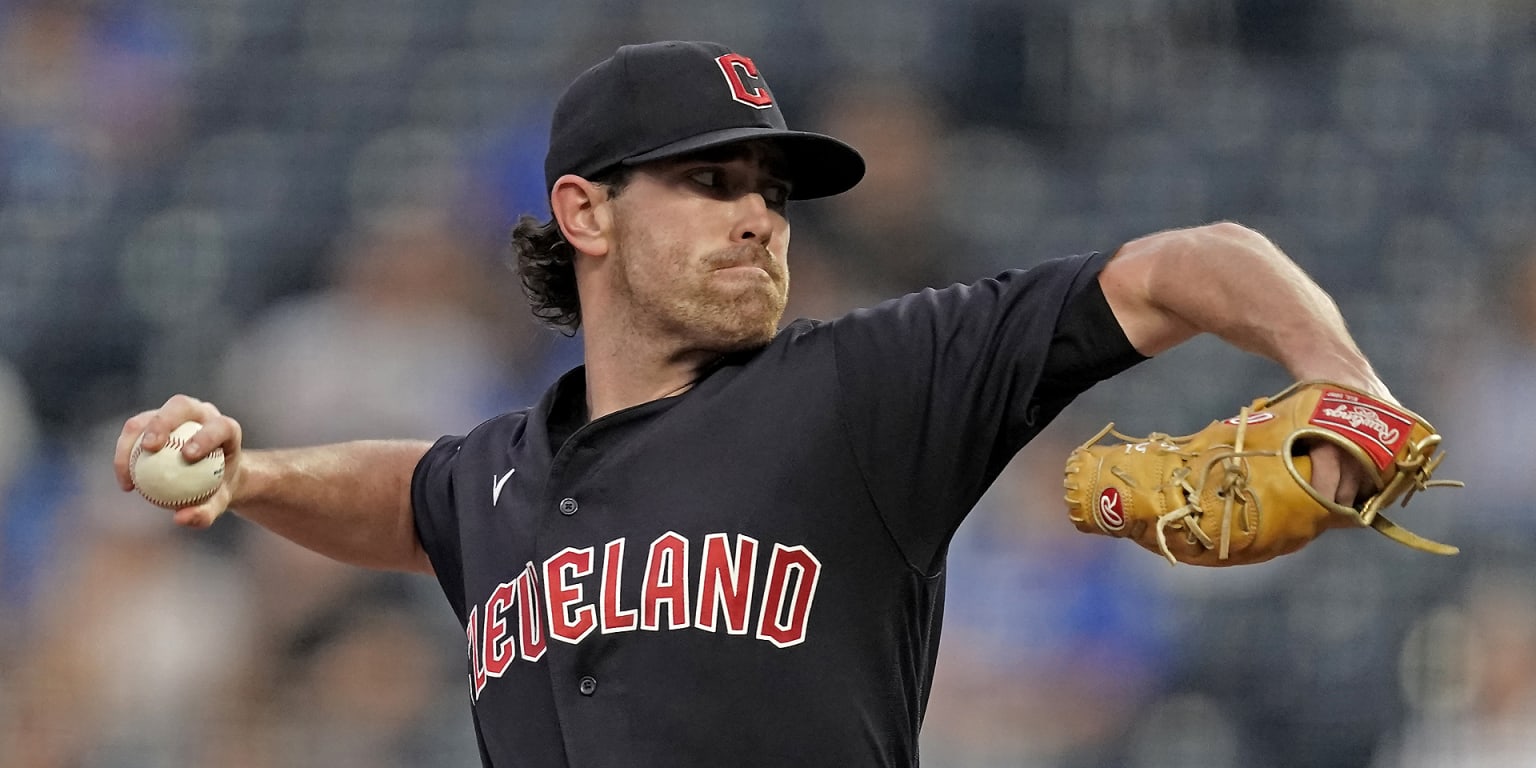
[0,0,1533,766]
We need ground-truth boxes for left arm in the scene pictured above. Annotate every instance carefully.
[1097,221,1385,504]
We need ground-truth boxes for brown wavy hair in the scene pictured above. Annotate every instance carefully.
[510,168,632,333]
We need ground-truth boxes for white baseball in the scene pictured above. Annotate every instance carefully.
[129,421,224,509]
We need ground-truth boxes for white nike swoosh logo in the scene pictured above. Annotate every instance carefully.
[492,468,516,506]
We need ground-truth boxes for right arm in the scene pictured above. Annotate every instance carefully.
[113,395,434,574]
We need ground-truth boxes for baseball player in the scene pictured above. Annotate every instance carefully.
[114,41,1409,766]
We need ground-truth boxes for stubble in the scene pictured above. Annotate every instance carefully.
[611,220,788,353]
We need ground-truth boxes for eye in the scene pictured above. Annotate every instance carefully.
[687,169,721,189]
[763,182,791,209]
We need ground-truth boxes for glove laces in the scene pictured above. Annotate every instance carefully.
[1153,405,1268,565]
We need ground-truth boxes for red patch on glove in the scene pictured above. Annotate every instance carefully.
[1308,389,1413,471]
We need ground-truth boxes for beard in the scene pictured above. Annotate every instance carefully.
[611,230,789,354]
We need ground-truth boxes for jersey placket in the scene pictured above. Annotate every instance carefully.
[536,401,672,767]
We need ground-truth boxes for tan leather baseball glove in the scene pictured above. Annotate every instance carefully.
[1063,381,1461,566]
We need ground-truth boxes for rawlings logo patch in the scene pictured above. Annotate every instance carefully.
[1096,488,1126,532]
[1321,405,1400,443]
[1309,389,1413,471]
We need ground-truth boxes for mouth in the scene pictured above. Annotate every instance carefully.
[709,247,779,281]
[714,264,772,278]
[703,244,784,294]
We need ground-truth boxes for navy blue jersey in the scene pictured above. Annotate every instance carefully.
[412,251,1144,767]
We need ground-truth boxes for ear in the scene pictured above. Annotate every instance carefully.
[550,174,613,258]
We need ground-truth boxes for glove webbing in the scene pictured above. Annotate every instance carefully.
[1280,430,1462,556]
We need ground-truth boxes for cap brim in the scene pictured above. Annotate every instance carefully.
[622,127,865,200]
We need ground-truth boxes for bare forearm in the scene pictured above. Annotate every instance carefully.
[232,440,434,574]
[1101,222,1386,393]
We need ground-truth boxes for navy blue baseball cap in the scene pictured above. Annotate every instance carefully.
[544,41,865,200]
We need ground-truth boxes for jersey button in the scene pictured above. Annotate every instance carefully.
[559,497,579,515]
[578,676,598,696]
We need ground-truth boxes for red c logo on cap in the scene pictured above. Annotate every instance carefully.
[716,53,773,109]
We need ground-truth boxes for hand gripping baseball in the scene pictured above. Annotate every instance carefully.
[114,395,244,529]
[1062,381,1463,566]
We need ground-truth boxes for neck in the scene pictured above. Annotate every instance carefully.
[582,325,718,421]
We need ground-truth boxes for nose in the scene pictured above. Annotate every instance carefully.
[731,192,775,246]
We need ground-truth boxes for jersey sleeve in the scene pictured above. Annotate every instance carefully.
[830,251,1145,573]
[412,434,468,620]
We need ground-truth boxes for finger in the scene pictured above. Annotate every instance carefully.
[137,394,215,453]
[114,410,160,490]
[1311,441,1369,508]
[171,487,232,529]
[172,505,220,529]
[1307,443,1341,503]
[1334,472,1362,508]
[181,407,236,462]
